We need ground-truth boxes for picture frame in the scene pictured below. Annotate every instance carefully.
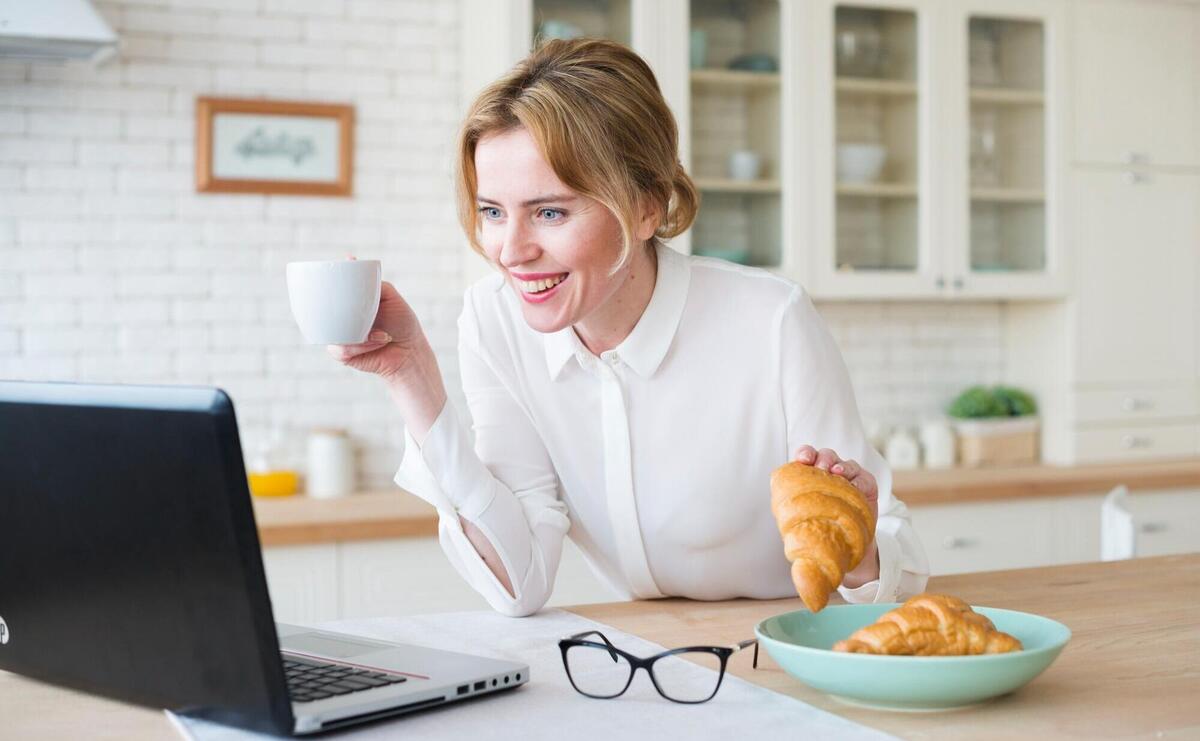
[195,96,354,197]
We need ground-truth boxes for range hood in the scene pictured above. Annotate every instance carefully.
[0,0,118,63]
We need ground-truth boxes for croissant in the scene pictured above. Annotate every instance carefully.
[770,461,875,613]
[833,594,1023,655]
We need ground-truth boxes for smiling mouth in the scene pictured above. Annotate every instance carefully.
[516,273,569,294]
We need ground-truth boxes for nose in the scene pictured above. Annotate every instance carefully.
[498,217,540,269]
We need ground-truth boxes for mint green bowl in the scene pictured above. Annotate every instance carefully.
[755,604,1071,711]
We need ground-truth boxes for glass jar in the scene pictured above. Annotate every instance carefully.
[836,8,884,78]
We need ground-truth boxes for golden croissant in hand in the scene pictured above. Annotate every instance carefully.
[833,594,1023,655]
[770,462,875,613]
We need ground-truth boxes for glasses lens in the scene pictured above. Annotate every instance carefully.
[650,650,724,703]
[564,644,633,698]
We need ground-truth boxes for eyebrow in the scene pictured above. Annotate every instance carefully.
[477,194,578,207]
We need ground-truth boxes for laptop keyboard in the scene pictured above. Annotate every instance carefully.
[283,656,408,704]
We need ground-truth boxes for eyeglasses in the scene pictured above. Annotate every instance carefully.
[558,630,759,704]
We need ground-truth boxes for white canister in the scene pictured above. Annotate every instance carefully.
[884,427,921,471]
[919,418,957,469]
[306,427,355,499]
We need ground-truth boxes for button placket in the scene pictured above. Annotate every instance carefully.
[597,361,662,599]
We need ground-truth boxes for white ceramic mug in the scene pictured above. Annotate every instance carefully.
[286,259,382,345]
[728,150,762,181]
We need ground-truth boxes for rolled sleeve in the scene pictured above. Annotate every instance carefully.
[393,401,495,520]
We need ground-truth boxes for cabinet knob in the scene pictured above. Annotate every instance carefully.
[1139,522,1168,535]
[1125,151,1149,165]
[942,536,977,550]
[1121,397,1152,412]
[1120,434,1152,449]
[1123,171,1149,185]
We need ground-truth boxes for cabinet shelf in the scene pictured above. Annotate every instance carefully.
[836,77,917,97]
[690,68,780,90]
[970,87,1045,106]
[836,182,918,198]
[970,187,1045,203]
[695,177,781,193]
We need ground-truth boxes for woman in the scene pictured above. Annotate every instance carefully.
[330,39,929,617]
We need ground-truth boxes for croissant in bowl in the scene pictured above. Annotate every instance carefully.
[833,594,1023,656]
[770,461,875,613]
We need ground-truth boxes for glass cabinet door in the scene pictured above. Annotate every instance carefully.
[832,4,919,274]
[966,16,1046,276]
[532,0,631,45]
[688,0,782,268]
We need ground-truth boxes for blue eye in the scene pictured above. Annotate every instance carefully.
[539,208,564,221]
[479,206,502,220]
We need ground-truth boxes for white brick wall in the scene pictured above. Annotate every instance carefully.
[0,0,463,486]
[0,0,1003,488]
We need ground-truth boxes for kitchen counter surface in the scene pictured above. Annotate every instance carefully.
[4,555,1196,739]
[252,457,1200,545]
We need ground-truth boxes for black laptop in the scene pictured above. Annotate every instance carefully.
[0,380,527,736]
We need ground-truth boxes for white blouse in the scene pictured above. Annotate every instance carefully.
[394,243,930,617]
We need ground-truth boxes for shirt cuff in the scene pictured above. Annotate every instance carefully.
[837,527,903,604]
[392,402,495,520]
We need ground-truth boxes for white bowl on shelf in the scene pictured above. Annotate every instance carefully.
[837,143,887,183]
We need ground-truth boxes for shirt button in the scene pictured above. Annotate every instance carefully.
[607,355,620,365]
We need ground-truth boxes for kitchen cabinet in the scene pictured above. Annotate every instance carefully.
[1072,0,1200,168]
[459,0,1068,301]
[909,488,1200,576]
[1122,488,1200,558]
[260,535,621,624]
[802,0,1067,299]
[1071,169,1199,385]
[260,544,340,625]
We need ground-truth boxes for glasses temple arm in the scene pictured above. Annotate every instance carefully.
[731,638,760,669]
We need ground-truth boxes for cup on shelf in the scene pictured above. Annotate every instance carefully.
[728,150,762,181]
[286,258,382,345]
[836,142,887,183]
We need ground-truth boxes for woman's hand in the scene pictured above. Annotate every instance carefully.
[327,280,447,443]
[326,281,428,382]
[792,444,880,588]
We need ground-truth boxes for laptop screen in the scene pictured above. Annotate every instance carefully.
[0,381,295,736]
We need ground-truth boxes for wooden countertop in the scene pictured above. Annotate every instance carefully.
[569,554,1200,740]
[253,457,1200,546]
[4,556,1196,739]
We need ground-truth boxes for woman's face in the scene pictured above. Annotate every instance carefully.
[473,127,653,335]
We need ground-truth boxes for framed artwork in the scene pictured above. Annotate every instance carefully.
[195,97,354,197]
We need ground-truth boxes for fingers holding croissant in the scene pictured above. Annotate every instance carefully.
[770,462,877,612]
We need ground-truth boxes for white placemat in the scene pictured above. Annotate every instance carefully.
[166,608,895,740]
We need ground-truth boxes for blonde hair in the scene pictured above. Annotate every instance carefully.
[455,38,699,272]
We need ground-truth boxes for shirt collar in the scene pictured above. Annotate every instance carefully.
[543,243,691,381]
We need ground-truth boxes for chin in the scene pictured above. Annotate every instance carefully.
[518,305,570,335]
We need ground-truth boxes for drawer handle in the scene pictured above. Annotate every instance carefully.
[1125,151,1149,165]
[1139,522,1168,535]
[942,536,977,550]
[1121,435,1153,449]
[1121,397,1153,412]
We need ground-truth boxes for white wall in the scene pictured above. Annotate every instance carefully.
[0,0,1002,488]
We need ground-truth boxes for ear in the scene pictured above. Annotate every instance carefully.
[634,197,662,242]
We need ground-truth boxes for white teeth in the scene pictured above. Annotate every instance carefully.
[517,274,566,293]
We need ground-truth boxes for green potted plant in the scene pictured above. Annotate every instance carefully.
[947,385,1039,467]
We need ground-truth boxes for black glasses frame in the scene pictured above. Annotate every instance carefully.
[557,630,759,704]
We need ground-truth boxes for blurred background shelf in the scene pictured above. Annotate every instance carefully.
[695,176,781,193]
[691,68,780,89]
